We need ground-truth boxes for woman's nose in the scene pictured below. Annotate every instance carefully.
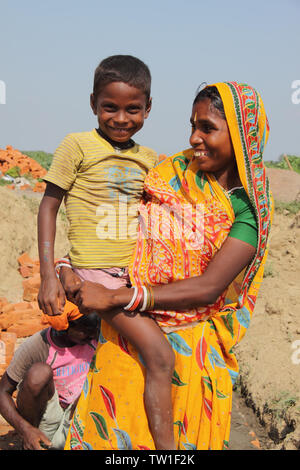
[190,129,204,147]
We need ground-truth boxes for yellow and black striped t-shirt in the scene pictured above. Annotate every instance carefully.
[45,130,158,268]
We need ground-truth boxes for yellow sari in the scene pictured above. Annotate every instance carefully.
[65,82,272,450]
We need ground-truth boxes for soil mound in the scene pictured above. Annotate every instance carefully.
[266,167,300,202]
[0,186,69,302]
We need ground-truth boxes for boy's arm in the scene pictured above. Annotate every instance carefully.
[0,373,52,450]
[38,182,67,316]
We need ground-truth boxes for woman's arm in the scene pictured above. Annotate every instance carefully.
[74,237,256,313]
[37,182,67,316]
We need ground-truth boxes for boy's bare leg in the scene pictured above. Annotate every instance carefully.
[100,309,176,450]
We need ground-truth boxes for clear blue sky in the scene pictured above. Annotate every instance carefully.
[0,0,299,161]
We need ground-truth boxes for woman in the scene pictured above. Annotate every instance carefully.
[64,82,273,450]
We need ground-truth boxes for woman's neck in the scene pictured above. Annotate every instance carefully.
[213,163,241,191]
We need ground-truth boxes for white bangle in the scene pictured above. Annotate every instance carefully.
[124,287,138,311]
[55,262,72,279]
[140,286,148,312]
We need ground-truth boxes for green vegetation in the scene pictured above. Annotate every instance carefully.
[274,200,300,215]
[265,154,300,174]
[4,166,21,178]
[22,150,53,170]
[263,260,275,278]
[0,178,12,186]
[267,391,299,420]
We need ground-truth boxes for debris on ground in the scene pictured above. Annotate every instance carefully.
[0,146,47,192]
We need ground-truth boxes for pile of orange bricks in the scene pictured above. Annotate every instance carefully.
[0,146,46,192]
[0,253,48,376]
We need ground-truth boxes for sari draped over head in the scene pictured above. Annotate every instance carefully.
[65,82,272,451]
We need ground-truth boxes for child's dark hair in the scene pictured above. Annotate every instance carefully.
[69,312,100,330]
[92,55,151,104]
[193,84,226,119]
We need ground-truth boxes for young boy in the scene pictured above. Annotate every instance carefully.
[0,307,99,450]
[37,55,175,450]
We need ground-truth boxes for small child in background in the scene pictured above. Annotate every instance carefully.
[37,55,176,450]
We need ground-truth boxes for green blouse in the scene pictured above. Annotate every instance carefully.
[228,187,258,248]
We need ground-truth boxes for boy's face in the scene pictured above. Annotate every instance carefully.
[90,81,151,144]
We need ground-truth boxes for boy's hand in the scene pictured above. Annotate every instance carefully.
[21,424,52,450]
[59,267,82,304]
[38,275,65,316]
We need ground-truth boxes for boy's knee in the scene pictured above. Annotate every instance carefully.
[144,341,175,376]
[22,362,53,395]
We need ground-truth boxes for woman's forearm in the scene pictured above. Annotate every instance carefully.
[112,237,256,312]
[112,277,216,312]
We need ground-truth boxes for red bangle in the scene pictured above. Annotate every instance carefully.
[128,287,143,311]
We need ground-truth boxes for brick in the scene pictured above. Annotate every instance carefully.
[18,252,34,266]
[0,332,17,365]
[0,303,15,314]
[7,318,44,337]
[11,301,31,311]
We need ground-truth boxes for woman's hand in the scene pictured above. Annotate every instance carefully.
[74,281,116,314]
[59,266,82,304]
[38,275,65,316]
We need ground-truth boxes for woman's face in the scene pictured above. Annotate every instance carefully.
[190,98,236,178]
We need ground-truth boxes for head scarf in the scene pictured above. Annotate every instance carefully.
[42,300,83,331]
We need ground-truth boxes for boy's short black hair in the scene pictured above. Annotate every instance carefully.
[92,55,151,104]
[69,312,100,330]
[193,84,226,120]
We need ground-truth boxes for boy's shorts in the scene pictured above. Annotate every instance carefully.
[73,266,130,288]
[39,389,73,449]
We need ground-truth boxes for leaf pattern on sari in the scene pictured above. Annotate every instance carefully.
[216,389,229,399]
[90,412,110,440]
[112,428,133,450]
[202,376,213,392]
[172,369,187,386]
[204,398,212,420]
[118,334,131,355]
[82,441,93,450]
[83,377,89,397]
[167,332,192,356]
[183,442,197,450]
[209,346,226,369]
[223,440,229,450]
[100,385,116,421]
[195,334,207,370]
[221,313,234,338]
[236,306,251,328]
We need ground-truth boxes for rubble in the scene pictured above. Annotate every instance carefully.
[0,252,55,377]
[0,146,47,193]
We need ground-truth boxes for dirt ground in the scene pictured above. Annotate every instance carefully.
[0,166,300,450]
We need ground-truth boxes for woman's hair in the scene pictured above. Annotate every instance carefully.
[92,55,151,104]
[193,84,226,119]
